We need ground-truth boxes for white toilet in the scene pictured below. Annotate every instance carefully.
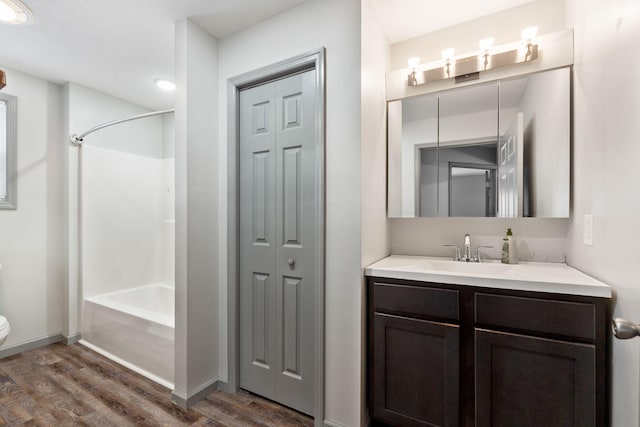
[0,316,10,346]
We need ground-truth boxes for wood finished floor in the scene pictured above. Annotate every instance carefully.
[0,343,313,426]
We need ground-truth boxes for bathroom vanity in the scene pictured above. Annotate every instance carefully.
[365,256,611,427]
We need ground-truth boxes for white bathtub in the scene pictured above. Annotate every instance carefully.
[80,283,174,388]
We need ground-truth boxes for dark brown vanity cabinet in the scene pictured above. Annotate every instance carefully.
[367,277,611,427]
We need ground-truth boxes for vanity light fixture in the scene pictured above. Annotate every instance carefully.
[407,27,539,87]
[155,78,176,91]
[0,0,33,25]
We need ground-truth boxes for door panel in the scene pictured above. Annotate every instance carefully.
[373,313,460,427]
[251,273,270,368]
[274,70,316,415]
[240,83,277,399]
[475,329,596,427]
[282,276,301,379]
[240,69,316,415]
[282,146,302,246]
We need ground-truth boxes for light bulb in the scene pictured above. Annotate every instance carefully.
[155,78,176,91]
[0,1,17,21]
[521,26,538,43]
[441,48,455,61]
[0,0,32,24]
[479,37,494,54]
[407,57,420,69]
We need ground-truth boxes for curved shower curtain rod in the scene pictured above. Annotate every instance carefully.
[69,108,175,146]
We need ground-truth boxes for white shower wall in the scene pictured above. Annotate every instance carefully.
[82,146,175,298]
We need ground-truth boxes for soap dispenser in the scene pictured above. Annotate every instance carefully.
[501,228,517,264]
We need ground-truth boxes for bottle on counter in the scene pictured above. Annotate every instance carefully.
[501,228,517,264]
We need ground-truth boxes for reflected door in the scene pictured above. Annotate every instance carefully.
[449,165,496,217]
[239,70,317,415]
[498,112,524,217]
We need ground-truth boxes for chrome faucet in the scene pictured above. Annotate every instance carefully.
[463,234,472,261]
[443,234,493,262]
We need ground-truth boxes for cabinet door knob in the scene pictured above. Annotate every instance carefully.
[287,258,295,267]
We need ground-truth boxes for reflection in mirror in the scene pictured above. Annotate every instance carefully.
[449,165,496,217]
[388,93,437,217]
[500,68,570,217]
[436,82,498,217]
[387,67,570,218]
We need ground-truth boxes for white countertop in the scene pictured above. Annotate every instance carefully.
[365,255,611,298]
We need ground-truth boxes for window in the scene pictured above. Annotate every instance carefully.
[0,92,16,209]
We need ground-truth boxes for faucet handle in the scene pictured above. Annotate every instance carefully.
[474,245,493,262]
[442,244,461,261]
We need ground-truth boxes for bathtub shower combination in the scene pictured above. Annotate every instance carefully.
[71,109,175,388]
[81,284,174,388]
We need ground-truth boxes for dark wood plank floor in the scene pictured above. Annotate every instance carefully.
[0,343,313,426]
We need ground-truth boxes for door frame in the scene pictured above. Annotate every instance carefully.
[226,48,325,424]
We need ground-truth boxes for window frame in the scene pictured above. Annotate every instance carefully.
[0,92,17,210]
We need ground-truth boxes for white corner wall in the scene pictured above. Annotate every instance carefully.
[361,1,390,271]
[0,67,65,349]
[174,18,219,402]
[216,1,362,425]
[361,0,390,423]
[564,1,640,425]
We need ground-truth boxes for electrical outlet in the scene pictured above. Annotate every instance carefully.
[584,214,593,246]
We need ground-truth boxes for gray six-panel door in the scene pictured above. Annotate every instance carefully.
[239,69,316,415]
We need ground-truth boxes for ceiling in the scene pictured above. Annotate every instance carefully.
[0,0,533,111]
[0,0,307,110]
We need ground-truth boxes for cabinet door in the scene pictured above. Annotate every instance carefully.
[373,313,459,427]
[475,329,596,427]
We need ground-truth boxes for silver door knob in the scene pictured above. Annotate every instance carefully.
[287,258,295,267]
[612,318,640,339]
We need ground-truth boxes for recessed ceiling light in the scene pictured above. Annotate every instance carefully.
[155,78,176,91]
[0,0,33,25]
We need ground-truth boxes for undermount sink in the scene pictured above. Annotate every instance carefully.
[396,258,515,276]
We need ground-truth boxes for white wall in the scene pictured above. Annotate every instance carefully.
[81,146,172,298]
[216,1,362,425]
[391,217,569,262]
[361,0,391,423]
[0,66,65,349]
[67,84,164,159]
[174,18,219,402]
[564,0,640,425]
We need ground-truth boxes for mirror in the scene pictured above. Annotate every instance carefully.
[388,67,570,218]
